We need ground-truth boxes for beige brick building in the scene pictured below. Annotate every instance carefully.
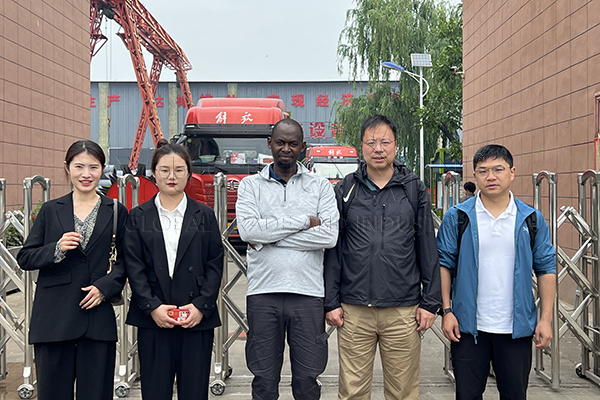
[0,0,90,209]
[463,0,600,205]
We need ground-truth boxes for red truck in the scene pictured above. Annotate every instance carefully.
[304,145,359,185]
[176,97,289,228]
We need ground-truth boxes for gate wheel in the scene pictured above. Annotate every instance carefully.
[210,380,226,395]
[17,384,34,399]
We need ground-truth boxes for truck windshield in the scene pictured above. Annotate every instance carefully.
[311,162,358,180]
[185,137,273,166]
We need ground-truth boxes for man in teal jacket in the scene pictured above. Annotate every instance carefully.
[437,144,556,400]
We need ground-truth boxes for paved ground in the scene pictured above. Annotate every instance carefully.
[0,260,598,399]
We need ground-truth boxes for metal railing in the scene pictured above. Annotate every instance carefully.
[0,176,52,399]
[210,173,249,395]
[114,174,140,398]
[532,171,560,388]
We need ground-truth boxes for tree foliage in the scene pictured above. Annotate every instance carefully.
[334,0,463,174]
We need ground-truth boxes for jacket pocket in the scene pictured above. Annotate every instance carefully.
[40,273,72,288]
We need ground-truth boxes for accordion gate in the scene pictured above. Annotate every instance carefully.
[1,169,599,398]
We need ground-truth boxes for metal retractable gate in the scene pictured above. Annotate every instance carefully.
[430,171,462,383]
[0,176,51,399]
[534,170,600,386]
[532,171,560,387]
[113,174,141,398]
[211,173,248,395]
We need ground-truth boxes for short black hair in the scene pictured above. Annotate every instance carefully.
[360,115,398,141]
[271,119,304,141]
[463,181,476,193]
[473,144,513,170]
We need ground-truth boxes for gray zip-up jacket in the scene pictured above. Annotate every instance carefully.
[236,163,339,297]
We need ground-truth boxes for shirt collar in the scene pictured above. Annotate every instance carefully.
[475,191,516,218]
[155,193,187,215]
[269,164,289,185]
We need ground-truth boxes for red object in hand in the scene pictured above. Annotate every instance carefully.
[167,308,190,322]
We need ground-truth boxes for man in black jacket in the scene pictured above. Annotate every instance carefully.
[324,115,441,400]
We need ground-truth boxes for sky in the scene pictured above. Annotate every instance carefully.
[90,0,357,82]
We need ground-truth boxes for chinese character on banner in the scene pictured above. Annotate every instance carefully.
[309,122,326,138]
[216,112,227,124]
[291,94,305,107]
[316,94,329,107]
[267,94,280,99]
[177,94,186,107]
[241,112,253,124]
[342,93,354,106]
[331,122,342,138]
[90,96,96,108]
[226,94,237,98]
[200,93,213,99]
[155,94,164,107]
[107,94,120,107]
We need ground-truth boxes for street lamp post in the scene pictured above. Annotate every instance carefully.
[382,54,431,181]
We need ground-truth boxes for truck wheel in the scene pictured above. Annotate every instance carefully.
[575,363,585,378]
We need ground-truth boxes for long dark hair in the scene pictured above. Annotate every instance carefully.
[151,139,192,178]
[65,140,106,167]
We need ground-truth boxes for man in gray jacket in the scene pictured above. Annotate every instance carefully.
[236,118,339,400]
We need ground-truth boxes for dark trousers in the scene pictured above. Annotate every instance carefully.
[137,327,214,400]
[451,332,533,400]
[246,293,328,400]
[34,338,115,400]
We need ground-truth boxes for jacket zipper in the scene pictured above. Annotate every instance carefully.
[381,203,386,249]
[368,193,377,306]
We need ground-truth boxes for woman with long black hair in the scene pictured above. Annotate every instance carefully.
[17,140,127,400]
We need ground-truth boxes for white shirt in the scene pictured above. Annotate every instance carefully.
[475,192,517,334]
[155,194,187,278]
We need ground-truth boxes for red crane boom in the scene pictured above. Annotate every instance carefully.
[90,0,194,170]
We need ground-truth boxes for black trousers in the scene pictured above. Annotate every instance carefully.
[34,338,115,400]
[246,293,328,400]
[137,327,214,400]
[451,332,533,400]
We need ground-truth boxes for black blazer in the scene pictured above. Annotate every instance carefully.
[17,193,128,344]
[124,194,224,331]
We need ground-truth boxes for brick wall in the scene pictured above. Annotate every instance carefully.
[0,0,90,209]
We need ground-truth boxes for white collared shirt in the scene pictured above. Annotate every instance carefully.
[155,193,188,278]
[475,191,517,334]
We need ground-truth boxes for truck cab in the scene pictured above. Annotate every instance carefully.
[304,145,359,185]
[178,98,288,230]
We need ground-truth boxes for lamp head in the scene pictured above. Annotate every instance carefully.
[381,61,405,71]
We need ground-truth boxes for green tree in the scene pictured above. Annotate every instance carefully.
[334,1,463,174]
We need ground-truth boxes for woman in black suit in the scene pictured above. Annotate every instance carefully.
[17,140,127,400]
[124,140,223,400]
